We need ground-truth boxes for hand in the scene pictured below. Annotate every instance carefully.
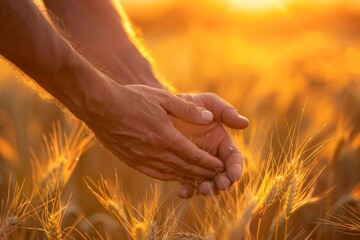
[172,93,249,198]
[83,83,226,181]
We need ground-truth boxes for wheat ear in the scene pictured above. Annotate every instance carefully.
[283,174,299,220]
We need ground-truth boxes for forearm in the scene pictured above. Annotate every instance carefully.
[0,0,113,121]
[43,0,164,89]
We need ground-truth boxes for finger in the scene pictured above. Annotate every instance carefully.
[133,165,179,181]
[177,179,195,199]
[157,153,219,179]
[198,180,218,196]
[145,160,188,177]
[160,92,214,125]
[166,128,224,172]
[214,172,232,191]
[218,136,243,183]
[146,156,216,179]
[201,93,249,129]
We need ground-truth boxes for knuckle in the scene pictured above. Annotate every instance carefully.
[177,93,186,99]
[163,134,181,149]
[190,155,201,164]
[186,102,198,116]
[206,92,218,99]
[155,90,169,106]
[181,164,193,172]
[146,131,163,146]
[160,90,173,103]
[146,124,173,147]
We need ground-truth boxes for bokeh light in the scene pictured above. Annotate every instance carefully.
[1,0,360,238]
[220,0,289,12]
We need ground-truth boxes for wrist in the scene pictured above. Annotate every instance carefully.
[55,48,117,123]
[105,48,164,89]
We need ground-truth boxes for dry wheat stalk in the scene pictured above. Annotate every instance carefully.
[173,232,208,240]
[283,174,298,220]
[146,220,161,240]
[264,175,287,208]
[320,203,360,236]
[85,173,173,240]
[85,173,132,235]
[44,213,62,240]
[32,187,85,240]
[32,121,93,197]
[34,190,67,240]
[260,171,294,217]
[260,140,326,218]
[224,196,258,240]
[132,222,148,240]
[0,176,31,238]
[0,215,20,238]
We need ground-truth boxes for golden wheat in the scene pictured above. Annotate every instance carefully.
[85,172,178,240]
[172,232,208,240]
[320,203,360,236]
[31,121,93,197]
[283,174,298,220]
[0,176,31,239]
[224,196,258,240]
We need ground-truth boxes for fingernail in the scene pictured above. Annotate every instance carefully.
[216,177,231,190]
[238,114,249,122]
[178,189,189,199]
[228,163,242,183]
[201,110,213,122]
[199,181,214,196]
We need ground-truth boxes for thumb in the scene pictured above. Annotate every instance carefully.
[161,93,214,125]
[202,93,249,129]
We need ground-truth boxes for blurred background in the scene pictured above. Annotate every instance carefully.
[1,0,360,238]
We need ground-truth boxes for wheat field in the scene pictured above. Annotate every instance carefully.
[1,0,360,239]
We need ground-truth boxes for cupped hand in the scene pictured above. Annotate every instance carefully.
[83,83,227,181]
[172,93,249,198]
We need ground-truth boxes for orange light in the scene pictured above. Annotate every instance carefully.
[345,47,360,74]
[221,0,289,12]
[222,37,252,66]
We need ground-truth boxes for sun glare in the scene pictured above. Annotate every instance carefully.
[222,0,289,12]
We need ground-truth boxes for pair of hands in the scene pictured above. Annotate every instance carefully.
[39,0,248,198]
[85,82,248,199]
[0,0,247,198]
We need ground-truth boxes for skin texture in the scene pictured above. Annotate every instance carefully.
[0,0,227,184]
[175,94,249,197]
[41,0,250,197]
[43,0,163,88]
[0,0,249,198]
[85,83,226,181]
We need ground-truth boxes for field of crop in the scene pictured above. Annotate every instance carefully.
[1,0,360,239]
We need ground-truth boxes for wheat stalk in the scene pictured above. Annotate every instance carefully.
[84,173,132,235]
[173,232,208,240]
[224,196,258,240]
[0,176,31,238]
[146,220,161,240]
[283,174,298,220]
[32,121,93,197]
[85,172,173,240]
[260,170,294,217]
[33,190,66,240]
[44,212,63,240]
[320,203,360,235]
